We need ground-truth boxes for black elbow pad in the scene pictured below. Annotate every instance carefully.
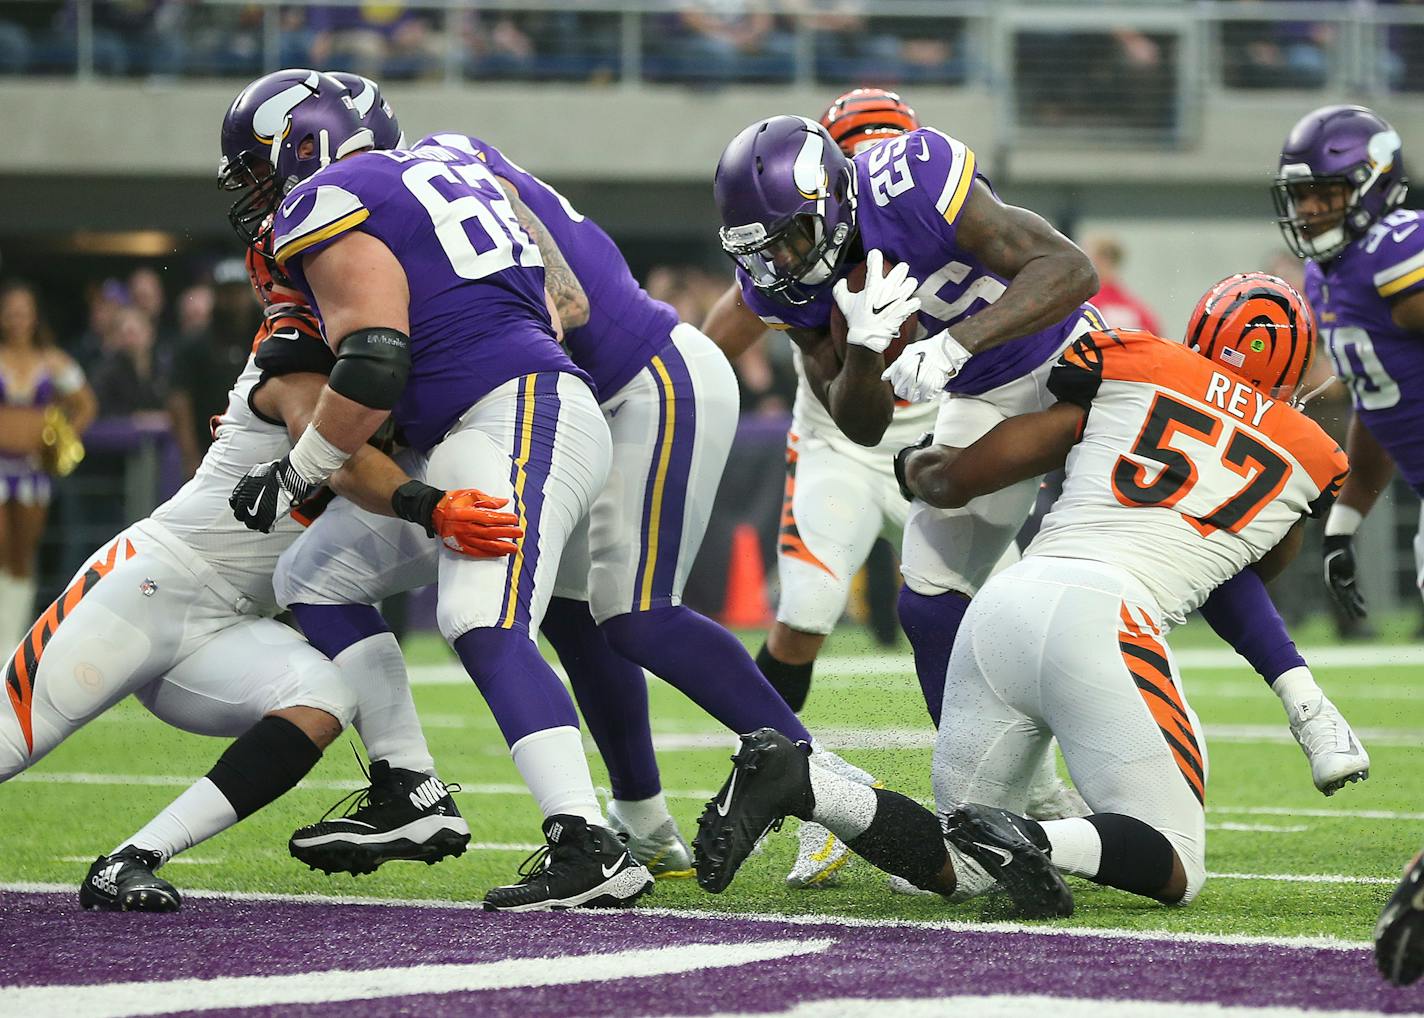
[328,327,411,410]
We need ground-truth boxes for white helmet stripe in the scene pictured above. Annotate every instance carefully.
[792,128,828,201]
[252,70,320,142]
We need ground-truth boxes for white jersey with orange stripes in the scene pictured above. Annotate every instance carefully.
[148,355,308,615]
[1027,329,1348,625]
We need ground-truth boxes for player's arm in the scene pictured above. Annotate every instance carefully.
[255,371,521,557]
[1254,518,1306,584]
[791,325,894,446]
[496,175,589,330]
[949,181,1098,356]
[899,401,1084,507]
[702,284,769,359]
[1335,416,1395,519]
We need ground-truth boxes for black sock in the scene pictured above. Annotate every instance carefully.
[846,787,949,891]
[1085,813,1176,897]
[755,642,814,712]
[207,715,323,820]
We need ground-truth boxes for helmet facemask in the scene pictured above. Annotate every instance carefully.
[722,212,854,306]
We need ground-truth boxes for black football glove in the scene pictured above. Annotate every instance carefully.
[893,432,934,502]
[1322,533,1367,619]
[229,454,320,533]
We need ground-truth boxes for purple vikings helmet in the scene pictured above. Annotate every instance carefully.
[218,69,372,248]
[328,71,405,150]
[715,115,858,306]
[1273,104,1410,261]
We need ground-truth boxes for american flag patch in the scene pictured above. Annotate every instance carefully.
[1220,347,1246,367]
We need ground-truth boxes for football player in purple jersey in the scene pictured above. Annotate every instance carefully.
[218,70,654,910]
[1274,104,1424,619]
[268,79,878,887]
[709,115,1367,807]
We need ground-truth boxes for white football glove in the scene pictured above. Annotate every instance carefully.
[832,249,921,354]
[881,331,973,403]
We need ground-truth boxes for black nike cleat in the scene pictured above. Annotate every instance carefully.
[289,759,471,876]
[79,846,181,913]
[1376,849,1424,985]
[693,728,815,894]
[940,802,1073,919]
[482,815,653,912]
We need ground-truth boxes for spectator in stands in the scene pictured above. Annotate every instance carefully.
[306,3,445,80]
[127,266,166,328]
[90,306,171,418]
[0,19,29,74]
[60,0,185,77]
[1220,1,1333,90]
[0,281,96,654]
[166,264,257,478]
[660,2,794,83]
[1083,233,1163,333]
[73,278,127,362]
[461,8,536,79]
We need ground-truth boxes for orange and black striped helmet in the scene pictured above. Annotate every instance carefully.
[819,88,920,156]
[1186,272,1317,400]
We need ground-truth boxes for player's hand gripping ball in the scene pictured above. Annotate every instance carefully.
[830,249,922,363]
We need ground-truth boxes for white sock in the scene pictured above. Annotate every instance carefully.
[1039,817,1102,878]
[609,793,672,840]
[1273,665,1323,714]
[944,843,996,903]
[338,633,436,774]
[118,777,239,864]
[809,744,877,786]
[808,762,878,842]
[510,725,604,826]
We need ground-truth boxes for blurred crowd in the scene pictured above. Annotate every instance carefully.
[0,1,968,84]
[5,1,1424,97]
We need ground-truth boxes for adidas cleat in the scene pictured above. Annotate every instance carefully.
[1287,693,1370,796]
[694,727,814,894]
[290,760,470,876]
[482,815,653,912]
[940,802,1073,919]
[786,821,851,888]
[1376,849,1424,986]
[79,846,181,913]
[608,809,694,879]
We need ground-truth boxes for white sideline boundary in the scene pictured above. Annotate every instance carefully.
[0,881,1370,951]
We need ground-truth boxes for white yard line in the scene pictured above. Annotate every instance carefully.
[0,881,1372,950]
[0,938,833,1018]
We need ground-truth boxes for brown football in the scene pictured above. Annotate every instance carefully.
[829,257,921,365]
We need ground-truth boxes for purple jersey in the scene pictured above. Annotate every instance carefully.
[739,127,1090,396]
[272,149,587,452]
[1304,206,1424,493]
[416,133,680,401]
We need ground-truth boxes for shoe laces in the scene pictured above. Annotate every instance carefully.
[316,747,388,822]
[512,845,553,885]
[1292,698,1350,754]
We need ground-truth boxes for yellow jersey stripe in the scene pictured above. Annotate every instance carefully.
[274,208,371,268]
[637,357,678,611]
[942,147,976,226]
[499,375,539,629]
[1378,262,1424,298]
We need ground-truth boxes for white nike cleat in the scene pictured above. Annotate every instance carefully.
[607,809,694,880]
[887,874,937,897]
[785,821,851,888]
[809,746,877,786]
[1287,692,1370,796]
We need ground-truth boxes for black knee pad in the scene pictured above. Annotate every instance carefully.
[1085,812,1176,897]
[207,715,322,820]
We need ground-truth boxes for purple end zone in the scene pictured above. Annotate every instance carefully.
[3,891,1422,1016]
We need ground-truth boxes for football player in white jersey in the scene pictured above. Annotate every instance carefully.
[0,297,512,911]
[694,273,1348,916]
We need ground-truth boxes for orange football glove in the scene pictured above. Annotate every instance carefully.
[431,488,523,558]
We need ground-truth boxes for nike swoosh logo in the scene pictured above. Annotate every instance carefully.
[1394,224,1419,243]
[601,853,628,878]
[269,329,300,342]
[281,196,305,218]
[917,137,930,162]
[716,771,738,817]
[871,301,897,315]
[242,491,265,518]
[607,399,628,417]
[973,841,1014,867]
